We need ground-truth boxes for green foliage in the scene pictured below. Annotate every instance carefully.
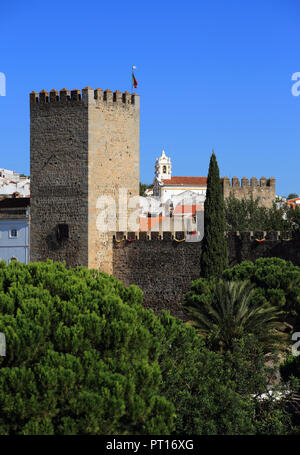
[225,194,268,231]
[287,194,299,200]
[280,355,300,383]
[0,260,267,436]
[225,194,300,231]
[162,319,294,434]
[183,279,294,434]
[253,397,294,435]
[286,205,300,231]
[1,259,297,435]
[184,279,284,352]
[139,182,153,196]
[201,152,228,277]
[0,260,174,435]
[279,357,300,429]
[157,313,256,434]
[224,335,293,434]
[223,258,300,326]
[224,335,270,396]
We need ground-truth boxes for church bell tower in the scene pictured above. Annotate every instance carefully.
[155,149,172,181]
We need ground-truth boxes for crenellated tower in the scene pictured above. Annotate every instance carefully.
[221,176,276,208]
[30,87,140,272]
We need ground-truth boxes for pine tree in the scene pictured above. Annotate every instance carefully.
[200,151,228,277]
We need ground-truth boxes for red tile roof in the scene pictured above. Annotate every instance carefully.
[162,176,207,186]
[139,206,203,230]
[287,198,300,209]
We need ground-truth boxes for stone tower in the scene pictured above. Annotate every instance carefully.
[221,176,276,208]
[30,87,140,273]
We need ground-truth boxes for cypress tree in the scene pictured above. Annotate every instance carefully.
[200,151,228,277]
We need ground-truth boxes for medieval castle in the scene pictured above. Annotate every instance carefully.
[29,86,282,316]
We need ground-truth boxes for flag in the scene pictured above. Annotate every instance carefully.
[132,71,138,89]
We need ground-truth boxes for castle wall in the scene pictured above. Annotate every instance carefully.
[113,232,200,319]
[222,176,276,208]
[113,231,300,320]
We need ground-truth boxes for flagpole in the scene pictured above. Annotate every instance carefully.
[132,65,136,93]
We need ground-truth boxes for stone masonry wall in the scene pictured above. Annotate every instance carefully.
[222,176,276,208]
[30,89,89,266]
[113,231,300,320]
[87,88,140,273]
[30,88,140,271]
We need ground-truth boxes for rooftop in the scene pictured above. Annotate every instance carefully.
[162,176,207,186]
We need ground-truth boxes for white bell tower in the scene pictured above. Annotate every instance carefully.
[155,149,172,181]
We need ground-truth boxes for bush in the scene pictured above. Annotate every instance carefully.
[222,258,300,326]
[166,303,292,434]
[280,355,300,383]
[157,313,256,434]
[183,278,284,353]
[0,260,174,435]
[224,195,300,232]
[225,194,269,231]
[0,260,293,435]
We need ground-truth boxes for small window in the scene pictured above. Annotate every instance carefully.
[9,228,18,238]
[57,224,69,241]
[163,166,167,173]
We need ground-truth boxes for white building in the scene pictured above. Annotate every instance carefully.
[0,169,30,197]
[153,150,207,204]
[139,196,162,217]
[0,197,30,264]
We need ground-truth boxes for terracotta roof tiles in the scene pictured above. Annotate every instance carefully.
[162,176,207,186]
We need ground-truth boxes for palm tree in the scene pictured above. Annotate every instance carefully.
[184,280,285,352]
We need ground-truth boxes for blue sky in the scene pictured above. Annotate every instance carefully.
[0,0,299,196]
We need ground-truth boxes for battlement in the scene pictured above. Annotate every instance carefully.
[226,230,300,241]
[30,87,139,106]
[114,231,186,241]
[221,175,276,208]
[113,230,300,242]
[222,176,276,188]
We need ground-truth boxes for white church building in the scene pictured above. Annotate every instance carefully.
[153,150,207,206]
[138,150,206,237]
